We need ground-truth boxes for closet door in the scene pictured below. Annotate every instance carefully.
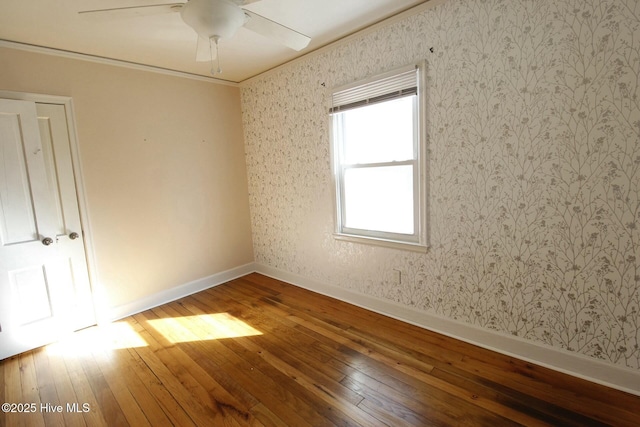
[0,99,95,359]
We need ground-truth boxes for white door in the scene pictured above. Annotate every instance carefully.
[0,99,95,360]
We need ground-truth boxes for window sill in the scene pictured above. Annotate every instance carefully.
[333,233,429,253]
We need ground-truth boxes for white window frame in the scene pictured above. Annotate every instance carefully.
[329,62,428,252]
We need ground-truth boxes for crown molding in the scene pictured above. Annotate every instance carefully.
[0,39,238,87]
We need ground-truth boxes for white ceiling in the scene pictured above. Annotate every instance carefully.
[0,0,428,83]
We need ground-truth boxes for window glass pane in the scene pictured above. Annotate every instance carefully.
[343,165,414,234]
[341,96,415,164]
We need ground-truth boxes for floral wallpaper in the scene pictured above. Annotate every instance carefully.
[241,0,640,370]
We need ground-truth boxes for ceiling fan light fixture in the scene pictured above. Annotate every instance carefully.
[180,0,245,39]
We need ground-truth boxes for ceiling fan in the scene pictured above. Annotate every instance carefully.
[79,0,311,74]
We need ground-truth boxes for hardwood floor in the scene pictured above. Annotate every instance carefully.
[1,272,639,426]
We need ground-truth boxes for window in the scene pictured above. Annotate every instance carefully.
[330,63,428,252]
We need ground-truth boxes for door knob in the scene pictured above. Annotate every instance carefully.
[69,232,80,240]
[42,237,54,246]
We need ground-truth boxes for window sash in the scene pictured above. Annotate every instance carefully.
[338,95,416,165]
[338,161,419,242]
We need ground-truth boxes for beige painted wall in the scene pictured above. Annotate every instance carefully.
[0,47,254,311]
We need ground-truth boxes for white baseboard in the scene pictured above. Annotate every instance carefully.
[254,263,640,397]
[108,262,257,321]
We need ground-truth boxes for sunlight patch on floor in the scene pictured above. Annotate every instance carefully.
[46,321,148,356]
[147,313,263,343]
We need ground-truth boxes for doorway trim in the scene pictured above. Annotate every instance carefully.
[0,90,101,324]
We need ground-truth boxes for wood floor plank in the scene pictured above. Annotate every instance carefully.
[18,352,46,427]
[157,298,335,426]
[181,299,344,398]
[220,290,520,426]
[42,344,87,427]
[368,317,638,414]
[237,336,367,411]
[357,397,432,427]
[60,350,109,427]
[132,311,240,426]
[2,273,639,426]
[32,348,66,427]
[338,324,578,425]
[218,338,357,426]
[181,345,318,427]
[244,276,635,422]
[123,342,197,427]
[90,347,152,427]
[183,290,347,383]
[330,342,511,426]
[240,275,382,329]
[77,350,129,426]
[4,355,27,427]
[111,346,177,427]
[235,276,640,422]
[287,312,437,383]
[239,297,463,402]
[336,302,640,425]
[428,367,597,427]
[152,305,263,412]
[149,304,265,426]
[212,280,435,385]
[249,403,289,427]
[187,338,325,426]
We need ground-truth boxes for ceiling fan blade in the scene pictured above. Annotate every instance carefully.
[78,3,184,20]
[196,35,216,62]
[243,10,310,51]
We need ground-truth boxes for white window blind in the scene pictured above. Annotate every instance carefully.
[330,67,418,113]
